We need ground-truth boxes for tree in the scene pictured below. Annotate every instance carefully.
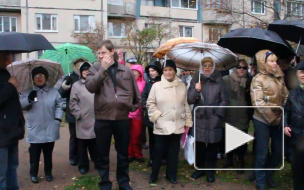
[71,22,106,53]
[122,17,177,66]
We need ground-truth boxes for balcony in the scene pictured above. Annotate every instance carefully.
[108,2,136,18]
[0,0,21,12]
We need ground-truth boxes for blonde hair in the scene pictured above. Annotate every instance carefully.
[201,57,214,66]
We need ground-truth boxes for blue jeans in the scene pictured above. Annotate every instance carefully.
[253,119,283,187]
[0,143,19,190]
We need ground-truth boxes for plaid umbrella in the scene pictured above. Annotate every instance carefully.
[7,58,64,92]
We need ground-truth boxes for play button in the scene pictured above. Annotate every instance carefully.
[225,123,254,154]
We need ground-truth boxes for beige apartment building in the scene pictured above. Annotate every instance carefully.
[0,0,301,62]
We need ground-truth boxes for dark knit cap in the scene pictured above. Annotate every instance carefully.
[79,62,92,78]
[162,60,177,73]
[31,66,49,80]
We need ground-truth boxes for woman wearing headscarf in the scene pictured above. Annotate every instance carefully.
[147,60,192,184]
[188,57,228,183]
[20,66,64,183]
[128,64,146,163]
[142,61,162,166]
[251,50,288,190]
[223,59,251,173]
[69,62,96,175]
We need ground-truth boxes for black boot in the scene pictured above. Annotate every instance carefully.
[247,171,256,182]
[191,170,205,179]
[236,156,245,174]
[206,171,215,183]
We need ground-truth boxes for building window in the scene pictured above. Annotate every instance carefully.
[209,26,227,42]
[287,2,304,16]
[36,50,45,58]
[141,0,154,6]
[179,26,193,37]
[36,14,57,32]
[0,16,17,32]
[108,0,123,6]
[74,15,95,32]
[108,22,126,38]
[251,1,266,14]
[205,0,231,9]
[171,0,197,9]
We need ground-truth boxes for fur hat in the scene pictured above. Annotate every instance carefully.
[31,66,48,80]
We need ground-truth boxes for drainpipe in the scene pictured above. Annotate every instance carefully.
[198,0,203,41]
[26,0,29,58]
[242,0,245,28]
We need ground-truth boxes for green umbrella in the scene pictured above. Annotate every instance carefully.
[40,43,97,75]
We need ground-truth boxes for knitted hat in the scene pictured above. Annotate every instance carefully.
[126,57,137,63]
[79,62,92,78]
[163,60,177,73]
[31,66,49,80]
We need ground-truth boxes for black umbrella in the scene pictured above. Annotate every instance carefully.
[218,28,296,58]
[0,32,55,53]
[268,20,304,45]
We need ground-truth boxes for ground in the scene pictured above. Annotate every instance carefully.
[18,123,291,190]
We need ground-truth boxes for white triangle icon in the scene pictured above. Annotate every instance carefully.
[225,123,254,154]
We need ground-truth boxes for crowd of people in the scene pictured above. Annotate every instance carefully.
[0,39,304,190]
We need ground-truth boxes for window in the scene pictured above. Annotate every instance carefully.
[179,26,193,37]
[209,26,227,42]
[141,0,154,6]
[287,2,304,16]
[171,0,197,9]
[108,22,126,38]
[108,0,123,6]
[141,0,168,7]
[251,1,266,14]
[36,14,57,32]
[205,0,231,9]
[36,50,45,58]
[74,15,95,32]
[0,16,17,32]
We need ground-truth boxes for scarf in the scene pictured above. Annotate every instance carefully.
[230,70,247,92]
[301,84,304,90]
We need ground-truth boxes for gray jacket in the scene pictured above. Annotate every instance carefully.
[69,79,95,139]
[20,85,64,143]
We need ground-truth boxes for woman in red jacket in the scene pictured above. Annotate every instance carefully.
[128,64,146,162]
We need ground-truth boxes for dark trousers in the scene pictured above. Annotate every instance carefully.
[0,143,19,190]
[78,138,96,170]
[69,123,78,162]
[291,136,304,190]
[147,127,155,161]
[151,134,181,180]
[195,141,218,175]
[29,142,55,177]
[94,120,130,190]
[253,119,282,187]
[227,129,248,162]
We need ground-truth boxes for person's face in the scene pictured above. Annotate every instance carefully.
[82,69,89,79]
[266,55,278,72]
[97,46,114,61]
[237,62,247,77]
[125,62,135,68]
[182,71,190,76]
[149,68,159,79]
[117,49,123,57]
[33,73,46,86]
[163,67,176,81]
[297,70,304,85]
[202,61,213,75]
[133,70,141,80]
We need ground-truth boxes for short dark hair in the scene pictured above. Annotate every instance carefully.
[98,40,114,52]
[238,59,247,65]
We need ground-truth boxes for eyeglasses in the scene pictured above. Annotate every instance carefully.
[34,74,45,78]
[202,64,213,68]
[237,66,248,70]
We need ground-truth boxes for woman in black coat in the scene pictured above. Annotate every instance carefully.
[142,61,162,166]
[284,61,304,190]
[188,57,228,183]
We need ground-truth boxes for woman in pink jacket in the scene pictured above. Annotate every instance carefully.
[129,64,146,162]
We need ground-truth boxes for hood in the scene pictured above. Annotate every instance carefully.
[71,57,89,75]
[131,64,146,93]
[131,64,144,81]
[199,60,216,77]
[0,69,10,83]
[145,61,162,80]
[255,49,284,78]
[79,62,92,78]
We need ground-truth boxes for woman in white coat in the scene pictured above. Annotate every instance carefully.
[147,60,192,184]
[70,62,96,174]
